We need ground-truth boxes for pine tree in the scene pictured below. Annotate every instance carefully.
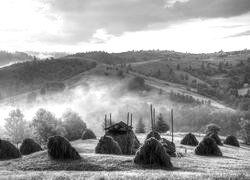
[135,118,145,133]
[155,113,169,133]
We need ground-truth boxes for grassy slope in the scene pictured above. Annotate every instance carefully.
[0,134,250,180]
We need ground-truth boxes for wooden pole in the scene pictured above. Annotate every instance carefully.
[110,113,112,126]
[150,104,153,131]
[127,112,129,126]
[104,114,107,133]
[171,109,174,143]
[130,113,133,127]
[153,108,156,130]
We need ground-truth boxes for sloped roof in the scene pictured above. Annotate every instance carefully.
[105,121,132,132]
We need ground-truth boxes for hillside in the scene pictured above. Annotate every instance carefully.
[0,58,96,99]
[0,51,34,67]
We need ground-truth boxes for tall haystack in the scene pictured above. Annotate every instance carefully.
[81,129,96,140]
[145,131,161,141]
[195,137,222,156]
[134,137,172,168]
[224,135,240,147]
[20,138,42,155]
[0,139,21,160]
[206,133,223,146]
[159,138,176,157]
[95,135,122,155]
[180,133,199,146]
[105,121,140,155]
[47,135,81,160]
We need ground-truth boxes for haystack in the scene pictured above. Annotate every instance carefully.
[180,133,199,146]
[159,138,176,157]
[0,139,21,160]
[20,138,42,155]
[145,131,161,141]
[224,135,240,147]
[206,133,223,146]
[195,137,222,156]
[47,135,80,160]
[134,137,172,168]
[95,135,122,155]
[81,129,96,140]
[105,121,140,155]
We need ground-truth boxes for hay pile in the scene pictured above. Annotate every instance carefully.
[81,129,96,140]
[134,137,172,168]
[0,139,21,160]
[224,135,240,147]
[20,138,42,155]
[47,135,81,160]
[145,131,161,141]
[195,137,222,156]
[95,135,122,155]
[159,138,176,157]
[206,133,223,146]
[180,133,199,146]
[106,131,140,155]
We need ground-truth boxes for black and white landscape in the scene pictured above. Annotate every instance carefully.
[0,0,250,179]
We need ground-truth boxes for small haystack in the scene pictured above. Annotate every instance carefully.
[206,133,223,146]
[81,129,96,140]
[0,139,21,160]
[180,133,199,146]
[47,135,80,160]
[95,135,122,155]
[20,138,42,155]
[145,131,161,141]
[105,121,140,155]
[134,137,172,168]
[224,135,240,147]
[195,137,222,156]
[159,138,176,157]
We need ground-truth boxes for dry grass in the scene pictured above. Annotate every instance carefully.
[0,134,250,179]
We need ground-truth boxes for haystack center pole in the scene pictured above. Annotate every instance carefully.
[150,104,153,131]
[153,108,156,130]
[171,108,174,143]
[127,112,129,126]
[130,113,133,127]
[110,113,112,126]
[104,114,107,133]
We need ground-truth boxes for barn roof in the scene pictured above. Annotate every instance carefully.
[105,121,132,132]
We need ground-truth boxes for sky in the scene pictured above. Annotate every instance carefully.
[0,0,250,53]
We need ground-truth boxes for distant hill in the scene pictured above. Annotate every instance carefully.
[0,51,35,67]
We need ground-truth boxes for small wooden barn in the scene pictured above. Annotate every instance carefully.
[104,114,140,155]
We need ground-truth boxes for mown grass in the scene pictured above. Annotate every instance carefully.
[0,134,250,180]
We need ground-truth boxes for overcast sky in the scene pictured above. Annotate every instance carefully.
[0,0,250,53]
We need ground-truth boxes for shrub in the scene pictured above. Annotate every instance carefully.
[135,118,146,134]
[224,135,240,147]
[62,110,87,141]
[145,131,161,141]
[47,135,80,160]
[155,113,169,133]
[239,119,250,145]
[128,76,145,90]
[0,139,21,160]
[95,135,122,155]
[159,138,176,157]
[180,133,199,146]
[134,137,172,168]
[205,123,221,134]
[81,129,96,140]
[20,138,42,155]
[195,137,222,156]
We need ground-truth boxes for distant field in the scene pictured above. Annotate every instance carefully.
[0,133,250,180]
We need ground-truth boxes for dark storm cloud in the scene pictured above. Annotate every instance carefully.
[43,0,250,44]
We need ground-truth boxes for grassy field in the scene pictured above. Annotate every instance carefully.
[0,133,250,180]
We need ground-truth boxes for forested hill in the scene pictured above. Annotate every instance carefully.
[0,58,96,99]
[0,51,34,67]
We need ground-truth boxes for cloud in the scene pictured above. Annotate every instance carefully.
[226,30,250,38]
[38,0,250,44]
